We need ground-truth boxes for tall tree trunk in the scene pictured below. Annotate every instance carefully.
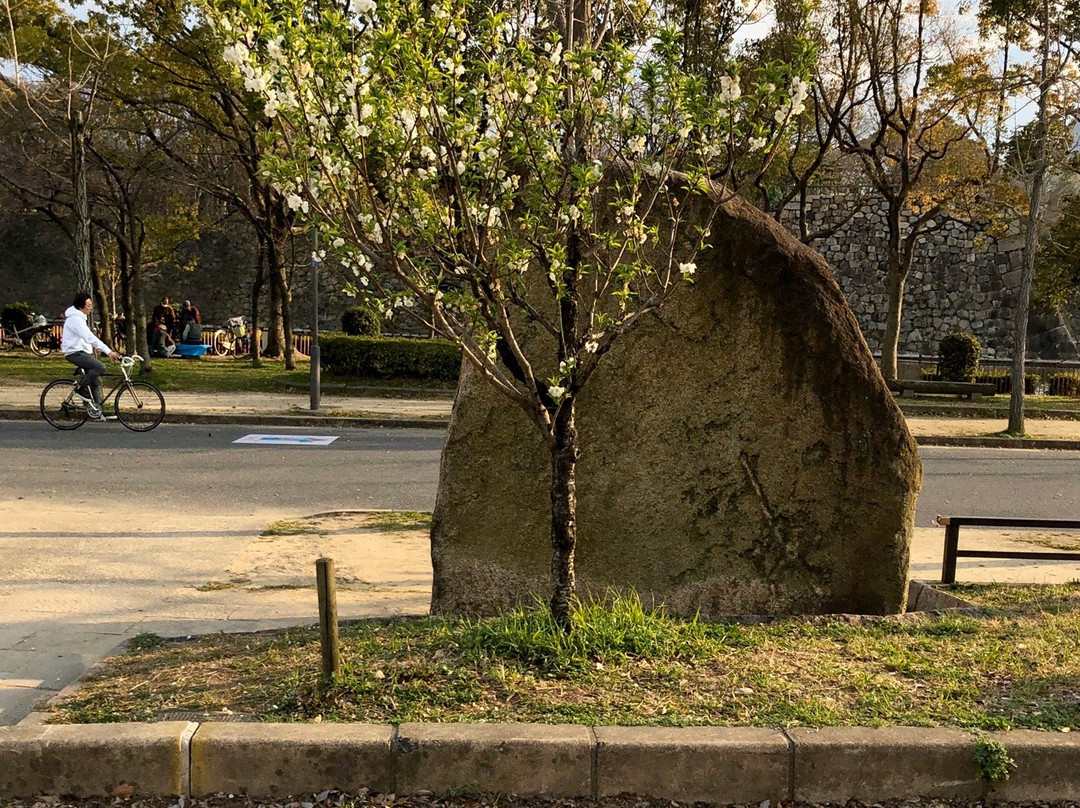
[880,211,906,382]
[69,111,93,299]
[269,234,295,370]
[266,251,283,358]
[88,228,113,345]
[1008,1,1051,435]
[251,244,266,367]
[120,245,134,353]
[130,246,151,373]
[548,399,579,630]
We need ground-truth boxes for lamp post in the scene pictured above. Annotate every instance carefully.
[310,229,321,411]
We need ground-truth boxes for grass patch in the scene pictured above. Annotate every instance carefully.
[365,511,432,531]
[262,519,320,537]
[0,354,453,396]
[48,585,1080,729]
[897,394,1080,419]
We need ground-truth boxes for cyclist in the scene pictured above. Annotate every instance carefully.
[62,293,120,420]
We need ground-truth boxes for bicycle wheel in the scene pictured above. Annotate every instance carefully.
[29,331,52,357]
[212,329,229,356]
[114,382,166,432]
[40,380,89,430]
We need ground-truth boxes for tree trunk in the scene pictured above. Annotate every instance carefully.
[548,399,580,631]
[130,248,151,373]
[90,229,113,345]
[268,234,295,370]
[880,211,906,382]
[69,111,93,298]
[251,244,266,367]
[120,247,134,354]
[1008,2,1052,435]
[266,255,283,358]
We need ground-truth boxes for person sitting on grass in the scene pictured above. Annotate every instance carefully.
[149,317,176,358]
[180,299,202,344]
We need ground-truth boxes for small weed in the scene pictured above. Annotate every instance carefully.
[974,735,1016,783]
[128,633,166,651]
[196,581,237,592]
[262,519,319,536]
[365,511,432,531]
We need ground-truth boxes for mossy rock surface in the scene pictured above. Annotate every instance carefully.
[431,185,920,618]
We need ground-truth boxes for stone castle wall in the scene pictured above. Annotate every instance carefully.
[778,191,1069,359]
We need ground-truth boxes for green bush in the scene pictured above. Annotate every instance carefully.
[321,334,461,380]
[1,302,34,334]
[341,306,383,337]
[938,333,981,382]
[1048,374,1080,397]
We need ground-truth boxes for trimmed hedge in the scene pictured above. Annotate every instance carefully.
[938,332,981,382]
[341,306,383,337]
[321,334,462,381]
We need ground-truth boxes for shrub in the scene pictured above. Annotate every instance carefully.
[1,302,34,334]
[341,306,383,337]
[1048,374,1080,397]
[938,333,981,382]
[321,334,461,381]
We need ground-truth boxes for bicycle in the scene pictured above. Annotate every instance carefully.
[0,316,59,357]
[40,355,166,432]
[212,316,251,357]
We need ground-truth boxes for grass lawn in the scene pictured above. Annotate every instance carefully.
[48,582,1080,731]
[896,394,1080,419]
[0,353,454,395]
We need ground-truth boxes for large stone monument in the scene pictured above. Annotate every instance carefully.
[430,187,921,618]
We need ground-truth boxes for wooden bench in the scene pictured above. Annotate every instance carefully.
[887,379,997,400]
[939,515,1080,583]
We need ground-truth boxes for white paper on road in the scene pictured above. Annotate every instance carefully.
[233,434,339,446]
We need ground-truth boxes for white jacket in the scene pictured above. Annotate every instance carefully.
[62,306,112,356]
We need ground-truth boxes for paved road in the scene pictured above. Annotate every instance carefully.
[916,446,1080,525]
[3,426,1080,726]
[0,422,443,513]
[4,423,1079,521]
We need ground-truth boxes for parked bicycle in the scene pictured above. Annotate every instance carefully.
[212,316,251,357]
[0,315,60,357]
[40,355,166,431]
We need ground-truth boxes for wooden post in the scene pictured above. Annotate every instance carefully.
[941,522,960,585]
[316,557,340,681]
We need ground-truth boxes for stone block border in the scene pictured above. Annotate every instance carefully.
[2,723,1079,802]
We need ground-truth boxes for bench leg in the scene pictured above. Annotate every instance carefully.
[941,524,960,584]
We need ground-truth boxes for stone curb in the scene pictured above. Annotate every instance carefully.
[0,408,449,430]
[915,435,1080,450]
[2,723,1078,802]
[4,406,1080,446]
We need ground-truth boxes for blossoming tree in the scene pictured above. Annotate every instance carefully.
[211,0,809,626]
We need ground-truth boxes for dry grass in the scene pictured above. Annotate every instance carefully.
[48,584,1080,730]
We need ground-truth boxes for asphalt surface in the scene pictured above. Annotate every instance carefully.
[4,420,1080,522]
[0,422,443,513]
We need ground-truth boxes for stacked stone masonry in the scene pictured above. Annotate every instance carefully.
[778,191,1046,359]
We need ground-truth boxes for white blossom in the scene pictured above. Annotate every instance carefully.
[718,74,741,103]
[548,385,565,399]
[349,0,377,16]
[678,262,696,276]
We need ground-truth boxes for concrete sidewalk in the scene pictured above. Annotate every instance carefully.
[3,379,1080,444]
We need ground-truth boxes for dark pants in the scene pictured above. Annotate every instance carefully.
[65,351,105,404]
